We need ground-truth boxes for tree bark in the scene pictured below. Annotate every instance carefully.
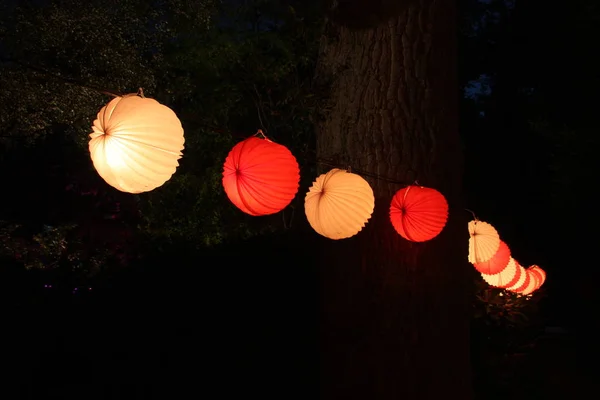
[315,1,472,398]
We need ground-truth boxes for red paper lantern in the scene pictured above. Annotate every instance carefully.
[222,136,300,216]
[473,240,511,275]
[389,185,449,242]
[508,264,531,293]
[505,262,525,291]
[481,257,521,289]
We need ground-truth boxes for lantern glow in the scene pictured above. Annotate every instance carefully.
[480,257,521,288]
[389,185,449,242]
[222,136,300,216]
[507,264,531,293]
[530,265,546,289]
[304,168,375,240]
[473,240,511,275]
[89,94,185,194]
[468,220,501,264]
[519,269,539,295]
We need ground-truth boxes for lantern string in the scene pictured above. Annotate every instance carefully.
[465,208,478,220]
[254,129,268,140]
[252,84,269,135]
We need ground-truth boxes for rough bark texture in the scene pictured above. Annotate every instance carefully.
[315,1,472,398]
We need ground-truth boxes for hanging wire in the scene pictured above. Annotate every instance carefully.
[465,209,478,220]
[252,83,269,134]
[253,129,268,139]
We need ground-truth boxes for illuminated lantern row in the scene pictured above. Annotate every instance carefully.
[222,136,300,216]
[85,96,544,277]
[89,93,185,193]
[221,137,450,241]
[468,219,546,296]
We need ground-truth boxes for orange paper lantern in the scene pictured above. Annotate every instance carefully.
[89,93,185,193]
[222,136,300,216]
[304,168,375,240]
[473,240,511,275]
[389,185,449,242]
[468,220,500,264]
[481,257,521,288]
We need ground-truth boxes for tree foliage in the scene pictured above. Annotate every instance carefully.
[0,0,323,277]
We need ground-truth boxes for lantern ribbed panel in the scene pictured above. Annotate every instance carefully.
[304,169,374,240]
[222,137,300,216]
[89,95,185,193]
[389,186,449,242]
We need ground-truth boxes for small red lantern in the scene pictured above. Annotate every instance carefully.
[222,136,300,216]
[473,240,511,275]
[389,185,449,242]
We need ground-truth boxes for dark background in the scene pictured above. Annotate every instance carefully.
[1,0,597,398]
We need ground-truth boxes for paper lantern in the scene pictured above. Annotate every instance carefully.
[481,257,521,288]
[507,264,531,293]
[473,240,511,275]
[222,136,300,216]
[89,93,185,193]
[505,262,527,292]
[519,268,539,295]
[389,185,449,242]
[468,220,500,264]
[530,265,546,288]
[527,267,542,291]
[304,168,374,240]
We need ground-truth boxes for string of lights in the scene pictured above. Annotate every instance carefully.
[2,55,481,224]
[2,56,547,295]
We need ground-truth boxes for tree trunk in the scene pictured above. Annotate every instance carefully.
[315,1,472,398]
